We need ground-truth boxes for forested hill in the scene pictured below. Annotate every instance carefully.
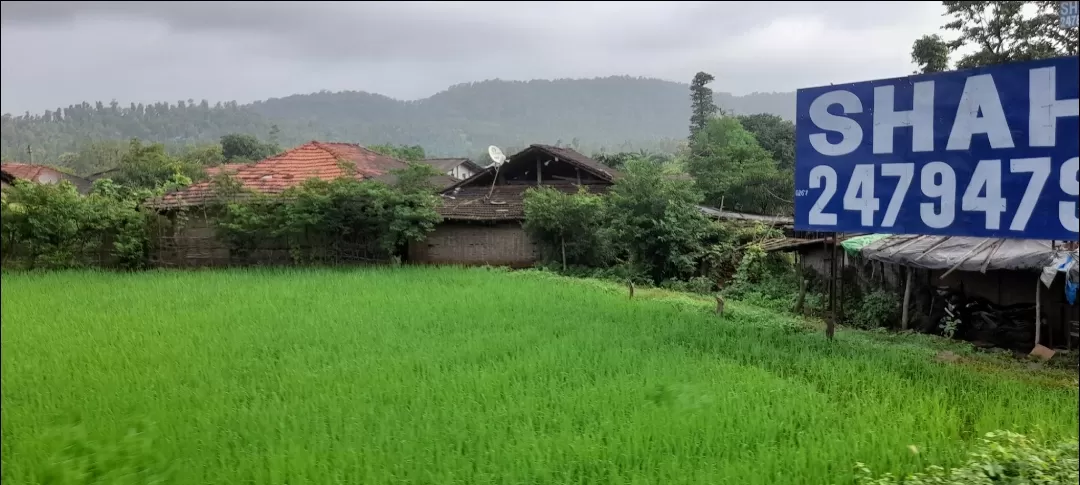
[1,76,795,162]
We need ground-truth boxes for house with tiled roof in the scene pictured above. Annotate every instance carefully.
[1,162,94,194]
[408,144,618,267]
[149,141,455,209]
[148,141,457,266]
[420,158,484,180]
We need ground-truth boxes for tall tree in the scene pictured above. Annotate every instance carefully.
[911,34,951,73]
[689,72,719,140]
[688,118,790,215]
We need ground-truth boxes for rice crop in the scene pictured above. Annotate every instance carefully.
[2,267,1077,484]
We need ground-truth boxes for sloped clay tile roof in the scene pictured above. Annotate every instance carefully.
[1,162,94,194]
[204,163,249,177]
[1,163,51,181]
[151,141,411,209]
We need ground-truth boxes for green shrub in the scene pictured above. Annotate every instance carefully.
[522,186,611,269]
[1,179,152,269]
[855,431,1079,484]
[211,164,442,263]
[852,289,902,330]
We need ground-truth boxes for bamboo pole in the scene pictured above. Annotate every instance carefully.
[901,269,913,330]
[939,239,995,280]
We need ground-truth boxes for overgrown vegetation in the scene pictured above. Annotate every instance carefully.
[855,431,1079,484]
[366,143,426,162]
[2,268,1076,484]
[220,133,282,163]
[209,163,442,263]
[851,289,904,330]
[0,175,183,270]
[522,151,794,299]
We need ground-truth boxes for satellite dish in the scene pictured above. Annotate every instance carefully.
[487,145,506,168]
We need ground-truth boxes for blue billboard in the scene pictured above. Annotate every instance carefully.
[794,56,1079,241]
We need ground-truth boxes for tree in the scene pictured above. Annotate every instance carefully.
[177,143,226,167]
[605,158,711,284]
[911,34,951,73]
[367,144,426,162]
[112,139,201,191]
[689,72,719,140]
[735,114,795,171]
[56,140,129,176]
[268,124,281,145]
[592,150,670,170]
[220,133,280,162]
[522,186,609,270]
[920,1,1079,71]
[687,118,790,215]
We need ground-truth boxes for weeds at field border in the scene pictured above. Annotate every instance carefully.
[507,267,1080,388]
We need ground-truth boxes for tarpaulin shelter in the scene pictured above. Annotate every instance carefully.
[860,235,1062,273]
[857,234,1078,350]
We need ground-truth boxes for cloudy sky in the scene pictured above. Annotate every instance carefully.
[0,1,947,115]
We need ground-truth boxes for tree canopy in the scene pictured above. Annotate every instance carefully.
[2,77,798,166]
[911,1,1078,73]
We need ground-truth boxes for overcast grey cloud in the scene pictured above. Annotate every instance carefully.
[0,1,947,115]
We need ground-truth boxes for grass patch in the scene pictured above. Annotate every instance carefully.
[2,267,1077,484]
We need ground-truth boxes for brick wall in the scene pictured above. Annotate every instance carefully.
[409,221,538,267]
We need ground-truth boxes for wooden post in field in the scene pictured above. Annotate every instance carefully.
[560,236,567,272]
[1035,278,1042,346]
[1028,277,1055,361]
[794,253,807,314]
[827,234,838,340]
[901,269,913,330]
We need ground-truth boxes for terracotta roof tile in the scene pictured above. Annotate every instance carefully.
[1,163,50,182]
[1,162,93,194]
[150,141,411,209]
[204,163,249,176]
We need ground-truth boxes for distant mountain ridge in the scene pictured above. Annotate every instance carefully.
[1,76,795,163]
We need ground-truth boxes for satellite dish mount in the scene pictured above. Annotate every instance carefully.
[487,145,506,168]
[485,145,507,199]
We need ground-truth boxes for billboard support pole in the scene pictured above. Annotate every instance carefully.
[827,233,838,340]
